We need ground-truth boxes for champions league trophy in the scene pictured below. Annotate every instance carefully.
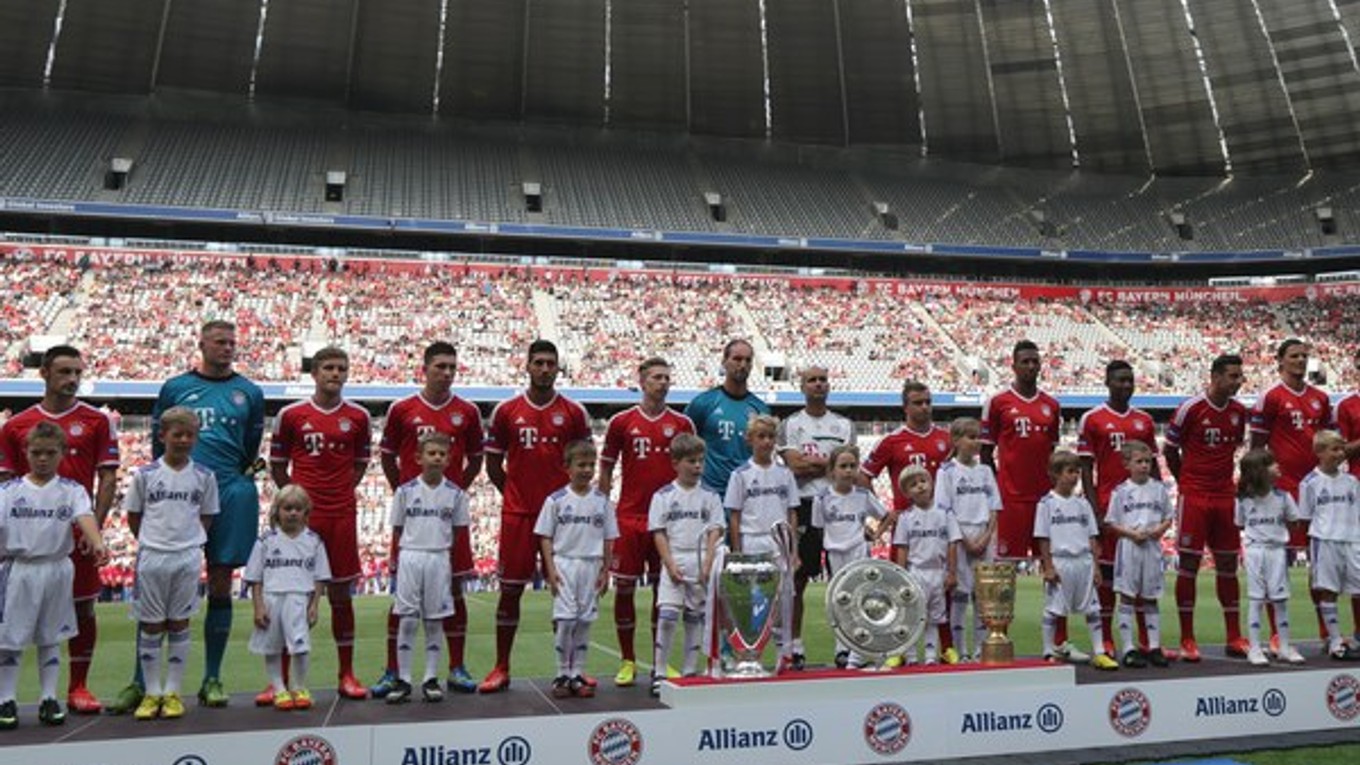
[974,562,1018,665]
[825,559,927,667]
[711,522,796,678]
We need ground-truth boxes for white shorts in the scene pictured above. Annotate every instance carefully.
[907,567,947,625]
[1113,540,1165,600]
[657,551,706,613]
[0,558,77,650]
[248,591,313,656]
[553,557,603,622]
[394,549,454,619]
[825,547,867,579]
[954,525,995,594]
[1044,556,1097,617]
[1243,544,1289,602]
[1309,539,1360,595]
[133,548,203,623]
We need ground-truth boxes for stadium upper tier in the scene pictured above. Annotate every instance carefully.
[3,104,1360,255]
[2,242,1357,397]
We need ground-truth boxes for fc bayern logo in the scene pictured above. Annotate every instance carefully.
[275,734,338,765]
[1325,674,1359,722]
[1108,688,1152,738]
[451,414,464,426]
[588,718,643,765]
[863,702,912,756]
[70,423,84,437]
[552,414,565,426]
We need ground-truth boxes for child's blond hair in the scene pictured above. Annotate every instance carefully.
[746,414,779,439]
[670,433,706,462]
[1314,429,1346,453]
[158,406,200,435]
[563,438,597,465]
[897,463,931,493]
[1048,449,1082,478]
[270,484,312,529]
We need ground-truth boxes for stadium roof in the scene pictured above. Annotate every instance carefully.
[4,0,1360,175]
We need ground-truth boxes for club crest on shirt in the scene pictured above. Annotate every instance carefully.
[69,423,84,437]
[1041,405,1052,417]
[338,418,352,432]
[451,414,464,427]
[232,390,247,406]
[663,426,675,437]
[552,414,565,426]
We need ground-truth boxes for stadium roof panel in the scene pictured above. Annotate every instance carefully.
[0,0,61,88]
[11,0,1360,174]
[606,0,687,130]
[348,0,440,113]
[156,0,259,95]
[47,0,164,94]
[254,0,356,103]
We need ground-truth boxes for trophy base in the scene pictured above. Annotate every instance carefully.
[724,659,775,679]
[979,640,1014,665]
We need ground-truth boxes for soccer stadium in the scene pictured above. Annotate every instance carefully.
[1,2,1360,764]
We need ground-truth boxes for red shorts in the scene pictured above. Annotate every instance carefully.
[452,527,475,578]
[308,513,361,583]
[498,513,542,585]
[1175,493,1239,556]
[1287,521,1310,550]
[1097,526,1121,567]
[996,496,1040,560]
[72,544,102,602]
[609,517,660,583]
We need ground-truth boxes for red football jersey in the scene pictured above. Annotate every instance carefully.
[1165,393,1248,497]
[0,402,119,494]
[981,387,1061,501]
[600,405,695,523]
[1076,404,1158,514]
[270,398,372,516]
[1250,381,1333,493]
[485,392,592,517]
[861,424,952,511]
[381,393,484,489]
[1336,393,1360,479]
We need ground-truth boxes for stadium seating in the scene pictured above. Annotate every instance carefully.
[2,102,1354,251]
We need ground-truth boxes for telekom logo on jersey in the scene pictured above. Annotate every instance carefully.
[1203,428,1225,446]
[632,437,653,459]
[1013,417,1034,438]
[518,426,540,448]
[302,432,326,456]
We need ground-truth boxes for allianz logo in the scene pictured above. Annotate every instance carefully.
[1195,689,1286,718]
[402,737,532,765]
[698,719,814,751]
[961,703,1064,734]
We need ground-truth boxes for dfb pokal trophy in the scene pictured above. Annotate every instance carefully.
[825,558,926,667]
[716,552,783,678]
[974,562,1018,665]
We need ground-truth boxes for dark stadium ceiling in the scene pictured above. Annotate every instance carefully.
[4,0,1360,176]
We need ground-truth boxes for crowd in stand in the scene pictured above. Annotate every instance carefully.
[2,252,1357,394]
